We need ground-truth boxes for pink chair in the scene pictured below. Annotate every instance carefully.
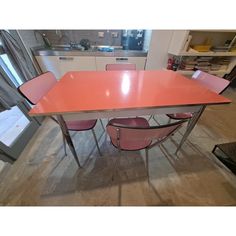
[18,71,102,159]
[106,63,136,71]
[106,117,186,178]
[167,70,230,121]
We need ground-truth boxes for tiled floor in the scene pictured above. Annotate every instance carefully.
[0,88,236,206]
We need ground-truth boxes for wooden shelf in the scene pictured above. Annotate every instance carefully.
[177,70,230,76]
[177,52,236,57]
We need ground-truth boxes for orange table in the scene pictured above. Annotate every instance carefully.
[29,70,231,166]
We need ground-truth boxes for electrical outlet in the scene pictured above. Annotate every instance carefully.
[111,32,118,38]
[98,32,104,38]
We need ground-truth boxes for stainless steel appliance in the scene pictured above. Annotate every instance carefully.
[122,30,145,50]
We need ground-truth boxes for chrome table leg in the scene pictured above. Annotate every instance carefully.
[91,129,102,156]
[145,148,150,183]
[175,105,206,154]
[56,115,81,168]
[62,134,67,156]
[99,119,105,131]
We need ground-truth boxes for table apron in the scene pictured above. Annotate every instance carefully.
[61,105,202,121]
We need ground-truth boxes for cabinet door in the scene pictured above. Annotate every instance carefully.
[96,57,146,71]
[35,56,62,79]
[95,57,116,71]
[35,56,96,80]
[124,57,147,70]
[57,56,96,78]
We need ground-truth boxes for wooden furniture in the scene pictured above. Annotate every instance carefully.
[212,142,236,174]
[28,70,231,167]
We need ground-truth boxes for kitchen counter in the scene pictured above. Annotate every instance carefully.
[32,46,148,57]
[34,46,147,78]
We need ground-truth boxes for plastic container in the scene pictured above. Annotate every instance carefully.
[192,45,211,52]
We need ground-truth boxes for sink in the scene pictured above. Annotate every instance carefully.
[49,44,85,51]
[96,46,114,52]
[47,45,121,52]
[50,47,72,51]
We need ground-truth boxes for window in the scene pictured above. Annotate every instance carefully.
[0,54,23,87]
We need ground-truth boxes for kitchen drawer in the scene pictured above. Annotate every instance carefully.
[95,56,146,71]
[35,56,96,79]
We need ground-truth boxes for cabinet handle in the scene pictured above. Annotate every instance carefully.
[59,57,74,60]
[116,57,128,61]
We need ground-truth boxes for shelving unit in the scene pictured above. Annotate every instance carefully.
[177,69,232,77]
[167,30,236,77]
[179,52,236,57]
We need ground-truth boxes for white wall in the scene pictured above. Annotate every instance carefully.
[17,30,43,50]
[145,30,173,70]
[143,30,152,51]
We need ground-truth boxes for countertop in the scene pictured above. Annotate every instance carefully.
[32,46,148,57]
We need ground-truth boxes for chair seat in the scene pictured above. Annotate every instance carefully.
[66,119,97,131]
[108,117,152,150]
[167,112,193,120]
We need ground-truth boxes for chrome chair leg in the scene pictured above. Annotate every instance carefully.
[175,105,206,154]
[153,115,161,125]
[62,135,67,156]
[56,115,81,168]
[145,148,150,183]
[118,177,122,206]
[187,118,192,128]
[99,119,105,131]
[91,129,102,156]
[148,115,160,124]
[148,115,153,122]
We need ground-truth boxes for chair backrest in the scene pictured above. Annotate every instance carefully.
[106,63,136,71]
[192,70,230,94]
[107,120,185,150]
[18,71,57,105]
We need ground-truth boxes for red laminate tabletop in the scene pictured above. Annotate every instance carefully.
[29,70,231,116]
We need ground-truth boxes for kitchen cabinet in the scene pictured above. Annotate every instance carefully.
[167,30,236,77]
[95,57,147,71]
[35,56,96,79]
[35,55,147,79]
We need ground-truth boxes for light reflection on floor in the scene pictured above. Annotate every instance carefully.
[0,106,29,146]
